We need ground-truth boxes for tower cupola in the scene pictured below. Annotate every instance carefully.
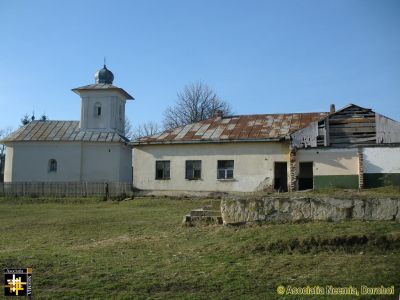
[95,65,114,84]
[72,64,134,135]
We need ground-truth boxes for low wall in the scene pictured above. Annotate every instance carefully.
[0,182,133,198]
[221,196,400,224]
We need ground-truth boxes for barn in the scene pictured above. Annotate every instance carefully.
[132,104,400,192]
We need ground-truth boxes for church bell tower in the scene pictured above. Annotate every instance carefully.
[72,64,134,136]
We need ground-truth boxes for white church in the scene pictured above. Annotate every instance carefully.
[2,65,133,183]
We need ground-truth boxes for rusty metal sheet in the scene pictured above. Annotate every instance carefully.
[175,124,194,139]
[210,125,226,139]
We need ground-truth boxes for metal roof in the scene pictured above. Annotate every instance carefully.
[133,112,328,145]
[72,83,134,100]
[1,121,129,143]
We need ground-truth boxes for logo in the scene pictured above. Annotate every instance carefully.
[4,268,32,297]
[277,285,285,295]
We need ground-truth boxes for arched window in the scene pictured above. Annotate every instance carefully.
[94,102,102,116]
[48,159,57,173]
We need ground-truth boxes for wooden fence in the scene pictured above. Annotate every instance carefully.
[0,182,133,198]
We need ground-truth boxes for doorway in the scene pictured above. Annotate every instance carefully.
[274,162,288,192]
[299,162,313,190]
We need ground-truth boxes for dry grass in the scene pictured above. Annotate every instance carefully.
[0,196,399,299]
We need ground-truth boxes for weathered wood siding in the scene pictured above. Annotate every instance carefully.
[376,114,400,143]
[328,105,376,147]
[291,105,400,149]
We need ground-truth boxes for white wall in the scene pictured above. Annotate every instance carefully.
[363,147,400,174]
[133,142,290,192]
[119,144,132,183]
[4,146,13,182]
[4,141,132,183]
[79,91,126,134]
[297,148,358,175]
[6,142,82,182]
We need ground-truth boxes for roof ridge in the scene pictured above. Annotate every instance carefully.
[225,112,328,118]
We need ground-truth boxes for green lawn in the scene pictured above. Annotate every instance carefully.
[0,196,399,299]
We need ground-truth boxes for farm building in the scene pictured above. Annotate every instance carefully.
[1,65,133,183]
[1,66,399,193]
[132,104,400,192]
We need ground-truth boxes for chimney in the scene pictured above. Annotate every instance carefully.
[330,104,336,114]
[215,110,223,118]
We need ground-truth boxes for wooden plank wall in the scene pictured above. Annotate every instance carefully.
[376,113,400,143]
[0,182,133,197]
[328,106,376,146]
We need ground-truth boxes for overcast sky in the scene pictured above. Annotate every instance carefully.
[0,0,399,130]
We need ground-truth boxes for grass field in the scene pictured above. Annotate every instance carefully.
[0,196,399,299]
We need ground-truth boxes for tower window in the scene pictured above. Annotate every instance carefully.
[94,102,102,116]
[48,159,57,173]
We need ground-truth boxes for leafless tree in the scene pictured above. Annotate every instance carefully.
[132,121,161,140]
[163,82,232,129]
[124,118,134,140]
[125,118,160,140]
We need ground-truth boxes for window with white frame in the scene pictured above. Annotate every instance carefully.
[185,160,201,180]
[217,160,234,179]
[155,160,170,180]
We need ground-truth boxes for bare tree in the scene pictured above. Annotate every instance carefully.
[163,82,232,129]
[124,118,134,140]
[124,118,160,140]
[132,121,161,140]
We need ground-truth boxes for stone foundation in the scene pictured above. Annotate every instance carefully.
[221,196,400,225]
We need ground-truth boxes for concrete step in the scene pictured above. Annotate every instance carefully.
[190,209,221,217]
[182,214,223,226]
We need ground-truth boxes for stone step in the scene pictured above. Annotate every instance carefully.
[182,214,223,226]
[190,209,221,217]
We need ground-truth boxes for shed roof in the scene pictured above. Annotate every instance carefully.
[1,121,129,143]
[132,112,328,145]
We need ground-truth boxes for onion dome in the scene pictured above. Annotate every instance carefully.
[95,65,114,84]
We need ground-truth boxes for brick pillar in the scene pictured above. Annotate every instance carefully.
[358,147,364,190]
[289,148,297,192]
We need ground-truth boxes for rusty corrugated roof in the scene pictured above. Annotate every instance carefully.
[133,112,328,145]
[1,121,129,143]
